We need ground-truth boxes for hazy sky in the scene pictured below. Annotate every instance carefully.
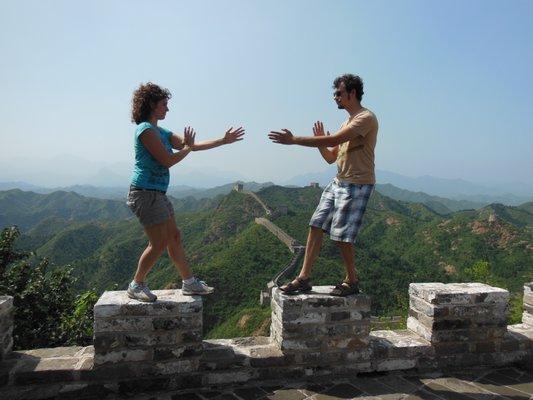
[1,0,532,185]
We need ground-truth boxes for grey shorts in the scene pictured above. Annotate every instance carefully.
[309,179,374,243]
[126,189,174,227]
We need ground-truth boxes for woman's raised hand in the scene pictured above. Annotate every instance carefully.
[223,127,245,144]
[184,126,196,148]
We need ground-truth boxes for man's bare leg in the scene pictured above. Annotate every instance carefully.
[336,241,358,284]
[282,227,323,289]
[300,226,324,278]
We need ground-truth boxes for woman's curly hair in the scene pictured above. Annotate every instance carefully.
[131,82,172,124]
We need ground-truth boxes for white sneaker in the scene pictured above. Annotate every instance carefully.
[182,277,214,295]
[127,281,157,302]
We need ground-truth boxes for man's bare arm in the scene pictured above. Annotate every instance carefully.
[268,121,354,148]
[313,121,338,164]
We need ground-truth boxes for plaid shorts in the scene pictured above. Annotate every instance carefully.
[309,179,374,243]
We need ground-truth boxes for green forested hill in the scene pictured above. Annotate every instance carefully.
[3,187,532,338]
[0,189,131,229]
[375,183,484,213]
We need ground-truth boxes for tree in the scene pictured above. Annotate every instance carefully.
[0,226,97,349]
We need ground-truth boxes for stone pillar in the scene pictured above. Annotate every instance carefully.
[93,290,203,374]
[523,282,533,326]
[0,296,14,360]
[270,287,371,366]
[407,283,509,365]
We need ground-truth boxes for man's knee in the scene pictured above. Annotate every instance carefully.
[334,240,353,248]
[309,226,323,236]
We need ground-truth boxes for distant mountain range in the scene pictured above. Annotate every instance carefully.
[1,177,531,217]
[284,167,533,205]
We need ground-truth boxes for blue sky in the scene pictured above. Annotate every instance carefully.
[1,0,532,186]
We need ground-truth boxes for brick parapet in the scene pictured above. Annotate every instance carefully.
[93,290,202,372]
[0,283,532,399]
[270,286,371,363]
[523,282,533,326]
[0,296,13,361]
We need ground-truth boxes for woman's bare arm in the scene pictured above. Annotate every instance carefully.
[140,129,192,168]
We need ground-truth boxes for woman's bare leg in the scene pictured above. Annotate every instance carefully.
[133,220,168,283]
[165,216,193,280]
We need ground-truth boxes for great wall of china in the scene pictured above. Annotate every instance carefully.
[0,186,531,399]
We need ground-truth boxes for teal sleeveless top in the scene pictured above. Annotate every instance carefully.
[131,122,173,191]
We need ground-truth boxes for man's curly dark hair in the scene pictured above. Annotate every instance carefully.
[333,74,364,102]
[131,83,172,124]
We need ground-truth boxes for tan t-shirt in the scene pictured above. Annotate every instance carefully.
[336,107,378,184]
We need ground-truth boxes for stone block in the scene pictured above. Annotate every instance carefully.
[0,296,13,360]
[409,283,508,305]
[94,290,202,318]
[271,287,371,357]
[524,292,533,307]
[94,349,152,366]
[93,290,203,370]
[375,358,416,372]
[369,329,433,360]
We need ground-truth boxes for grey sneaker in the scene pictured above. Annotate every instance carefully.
[182,277,214,295]
[127,281,157,302]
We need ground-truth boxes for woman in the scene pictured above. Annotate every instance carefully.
[127,82,244,301]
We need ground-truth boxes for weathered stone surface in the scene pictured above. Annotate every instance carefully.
[370,329,432,359]
[271,286,371,357]
[94,290,202,318]
[523,312,533,326]
[0,296,13,360]
[0,296,13,314]
[94,349,152,365]
[409,283,509,305]
[407,316,506,342]
[375,358,416,371]
[523,292,533,307]
[272,286,371,311]
[93,289,203,370]
[14,356,80,384]
[204,369,257,385]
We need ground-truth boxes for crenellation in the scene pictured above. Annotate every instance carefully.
[0,296,14,361]
[1,284,532,399]
[270,287,371,359]
[523,282,533,326]
[93,289,203,370]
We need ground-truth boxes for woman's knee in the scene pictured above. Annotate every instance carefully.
[148,238,168,254]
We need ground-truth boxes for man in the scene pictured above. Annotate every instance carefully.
[268,74,378,296]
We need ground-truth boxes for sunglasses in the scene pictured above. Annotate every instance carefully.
[334,90,345,97]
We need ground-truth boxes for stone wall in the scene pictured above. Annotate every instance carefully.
[523,282,533,326]
[0,284,531,399]
[271,286,372,367]
[255,217,298,250]
[407,282,529,368]
[93,290,202,374]
[0,296,13,361]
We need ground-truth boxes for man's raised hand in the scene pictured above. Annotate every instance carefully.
[224,127,245,144]
[184,126,196,147]
[313,121,329,137]
[268,129,294,145]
